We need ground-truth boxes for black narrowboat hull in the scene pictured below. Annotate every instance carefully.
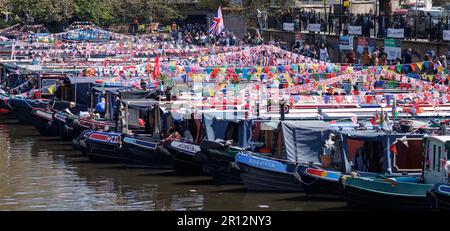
[237,162,303,192]
[169,149,203,175]
[54,113,82,141]
[198,151,242,184]
[12,106,37,125]
[82,132,123,163]
[32,113,59,136]
[296,165,343,199]
[121,136,172,168]
[301,176,343,199]
[199,140,242,184]
[9,99,47,125]
[84,140,123,163]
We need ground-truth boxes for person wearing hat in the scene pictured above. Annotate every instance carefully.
[94,97,106,117]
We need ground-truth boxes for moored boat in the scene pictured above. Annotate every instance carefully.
[341,136,450,210]
[198,111,251,184]
[234,120,330,192]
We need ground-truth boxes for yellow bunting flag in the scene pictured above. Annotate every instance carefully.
[416,62,423,71]
[208,88,215,97]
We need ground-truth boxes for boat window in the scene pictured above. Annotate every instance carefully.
[433,144,436,171]
[348,140,383,173]
[438,146,441,172]
[448,147,450,160]
[392,139,423,173]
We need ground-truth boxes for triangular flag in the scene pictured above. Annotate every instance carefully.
[417,62,423,71]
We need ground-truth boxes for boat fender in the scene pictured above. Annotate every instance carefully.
[158,146,172,157]
[230,161,240,170]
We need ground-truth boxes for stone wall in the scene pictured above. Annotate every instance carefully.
[223,13,247,37]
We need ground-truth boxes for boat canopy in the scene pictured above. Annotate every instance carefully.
[336,130,424,174]
[281,120,330,163]
[202,111,252,149]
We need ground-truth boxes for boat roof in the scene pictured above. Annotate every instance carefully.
[426,136,450,143]
[121,99,159,109]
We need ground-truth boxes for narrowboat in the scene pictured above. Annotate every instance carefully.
[297,130,424,198]
[118,99,173,168]
[198,111,251,184]
[71,89,155,149]
[8,74,67,125]
[82,130,123,163]
[341,136,450,210]
[234,120,330,192]
[31,77,109,136]
[163,110,204,175]
[56,84,136,140]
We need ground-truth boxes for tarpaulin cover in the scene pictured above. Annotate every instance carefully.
[202,112,252,148]
[282,120,329,163]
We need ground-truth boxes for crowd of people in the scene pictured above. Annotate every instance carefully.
[133,20,450,69]
[293,9,449,41]
[168,22,265,46]
[341,46,448,69]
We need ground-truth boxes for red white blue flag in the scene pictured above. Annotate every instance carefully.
[209,7,224,36]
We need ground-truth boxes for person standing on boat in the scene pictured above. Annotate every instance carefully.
[94,97,106,117]
[65,102,77,115]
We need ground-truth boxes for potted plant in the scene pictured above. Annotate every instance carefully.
[321,134,336,168]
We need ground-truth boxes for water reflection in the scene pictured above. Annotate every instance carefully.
[0,119,346,211]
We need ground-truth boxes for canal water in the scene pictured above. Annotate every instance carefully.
[0,118,346,211]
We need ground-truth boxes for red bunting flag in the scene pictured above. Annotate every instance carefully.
[390,143,397,155]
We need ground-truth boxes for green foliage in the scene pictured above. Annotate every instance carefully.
[0,0,182,28]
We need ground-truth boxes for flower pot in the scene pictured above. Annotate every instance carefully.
[320,155,333,168]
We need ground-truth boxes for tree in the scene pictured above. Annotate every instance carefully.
[112,0,182,25]
[0,0,183,28]
[73,0,115,26]
[242,0,293,28]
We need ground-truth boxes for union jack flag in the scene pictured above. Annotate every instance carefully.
[209,7,224,36]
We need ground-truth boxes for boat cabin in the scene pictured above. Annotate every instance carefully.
[52,77,112,111]
[336,131,425,175]
[423,136,450,184]
[117,99,163,139]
